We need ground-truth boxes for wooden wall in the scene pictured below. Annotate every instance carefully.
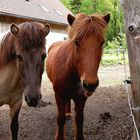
[0,15,67,34]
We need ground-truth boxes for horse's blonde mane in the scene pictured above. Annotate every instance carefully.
[68,13,107,43]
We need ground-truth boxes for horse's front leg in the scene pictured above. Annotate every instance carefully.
[10,100,22,140]
[55,94,67,140]
[74,95,87,140]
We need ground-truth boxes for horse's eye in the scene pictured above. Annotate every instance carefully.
[41,53,46,61]
[16,55,23,61]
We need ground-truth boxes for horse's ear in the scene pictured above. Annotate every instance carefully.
[10,24,19,37]
[43,24,50,36]
[67,14,75,26]
[103,14,110,24]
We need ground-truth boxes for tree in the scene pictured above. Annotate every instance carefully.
[61,0,124,43]
[122,0,140,139]
[69,0,82,14]
[92,0,97,12]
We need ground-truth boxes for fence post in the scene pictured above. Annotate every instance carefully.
[121,0,140,139]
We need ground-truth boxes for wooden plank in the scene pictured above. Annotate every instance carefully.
[121,0,140,139]
[0,15,67,33]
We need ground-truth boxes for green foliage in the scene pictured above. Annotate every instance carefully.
[105,33,126,50]
[69,0,82,13]
[101,52,128,66]
[102,33,128,66]
[61,0,125,44]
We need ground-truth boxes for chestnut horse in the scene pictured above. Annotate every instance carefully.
[0,22,50,140]
[46,13,110,140]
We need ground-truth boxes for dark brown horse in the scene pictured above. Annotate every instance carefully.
[0,22,50,140]
[46,13,110,140]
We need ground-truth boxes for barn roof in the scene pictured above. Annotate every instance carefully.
[0,0,71,25]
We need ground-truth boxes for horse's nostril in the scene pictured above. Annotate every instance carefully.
[25,94,40,107]
[25,95,29,103]
[82,80,99,92]
[83,80,89,90]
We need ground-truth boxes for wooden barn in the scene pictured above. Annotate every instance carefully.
[0,0,71,49]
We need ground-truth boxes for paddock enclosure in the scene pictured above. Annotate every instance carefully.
[0,64,133,140]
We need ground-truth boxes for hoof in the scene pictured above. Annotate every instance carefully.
[65,112,73,119]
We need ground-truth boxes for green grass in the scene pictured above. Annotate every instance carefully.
[101,53,129,66]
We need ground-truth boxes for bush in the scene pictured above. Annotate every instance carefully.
[101,33,128,66]
[105,33,127,50]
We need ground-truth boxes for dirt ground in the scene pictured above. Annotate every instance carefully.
[0,64,134,140]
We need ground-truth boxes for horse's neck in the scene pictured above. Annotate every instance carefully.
[63,40,75,62]
[0,62,20,88]
[63,40,79,77]
[0,62,23,106]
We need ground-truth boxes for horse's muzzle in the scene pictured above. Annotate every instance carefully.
[25,94,42,107]
[82,80,99,93]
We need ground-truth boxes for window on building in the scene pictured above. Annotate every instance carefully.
[54,9,62,16]
[40,5,50,13]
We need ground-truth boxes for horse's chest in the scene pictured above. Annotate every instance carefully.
[55,77,81,95]
[0,65,23,106]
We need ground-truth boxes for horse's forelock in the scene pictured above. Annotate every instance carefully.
[18,22,46,50]
[68,13,107,43]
